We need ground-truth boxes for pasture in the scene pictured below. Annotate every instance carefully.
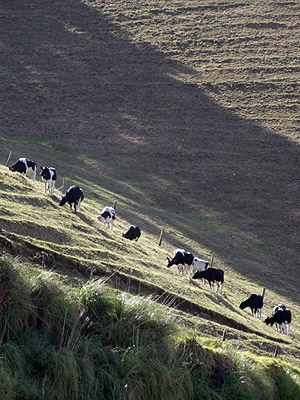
[1,0,300,394]
[0,155,299,368]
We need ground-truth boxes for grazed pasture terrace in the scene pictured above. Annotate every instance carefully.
[1,0,300,388]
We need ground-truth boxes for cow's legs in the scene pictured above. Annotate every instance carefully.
[220,283,223,294]
[50,180,55,193]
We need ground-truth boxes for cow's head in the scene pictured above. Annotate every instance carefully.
[239,301,246,310]
[264,317,273,326]
[59,196,67,206]
[9,160,25,172]
[97,214,106,223]
[192,271,203,280]
[166,256,172,268]
[40,167,47,177]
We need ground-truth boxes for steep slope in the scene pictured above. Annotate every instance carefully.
[1,0,299,297]
[0,166,300,369]
[1,0,300,368]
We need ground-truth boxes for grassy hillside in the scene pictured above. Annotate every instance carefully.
[1,0,300,289]
[0,162,299,368]
[1,254,300,400]
[1,0,300,396]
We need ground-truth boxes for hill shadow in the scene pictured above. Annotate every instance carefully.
[1,0,300,300]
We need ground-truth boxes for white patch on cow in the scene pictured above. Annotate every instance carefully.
[46,168,56,193]
[19,158,36,184]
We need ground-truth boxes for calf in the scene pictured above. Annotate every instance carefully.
[265,308,292,336]
[166,249,194,280]
[122,225,141,241]
[239,294,263,319]
[97,206,116,230]
[59,185,84,213]
[40,167,57,193]
[192,268,224,293]
[9,158,37,183]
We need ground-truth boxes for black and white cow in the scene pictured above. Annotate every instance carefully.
[166,249,194,280]
[192,268,224,293]
[265,308,292,336]
[191,257,210,274]
[59,185,84,213]
[239,294,263,318]
[9,158,37,183]
[40,167,57,194]
[122,225,141,241]
[97,206,116,230]
[272,304,286,333]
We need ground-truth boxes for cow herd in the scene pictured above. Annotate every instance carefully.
[8,157,292,336]
[165,250,292,335]
[238,295,292,336]
[8,158,141,237]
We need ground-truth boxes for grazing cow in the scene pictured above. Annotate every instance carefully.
[192,268,224,293]
[239,294,263,318]
[122,225,141,241]
[9,158,37,183]
[265,308,292,335]
[97,206,116,230]
[166,249,194,280]
[40,167,57,193]
[59,185,84,213]
[272,304,286,332]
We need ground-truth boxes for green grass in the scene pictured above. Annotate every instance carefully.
[0,254,299,399]
[0,159,300,372]
[1,0,300,396]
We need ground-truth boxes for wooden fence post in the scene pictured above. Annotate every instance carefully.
[57,178,66,191]
[113,200,117,211]
[5,151,12,167]
[158,228,165,246]
[262,287,266,301]
[222,328,227,341]
[210,253,214,268]
[273,345,279,358]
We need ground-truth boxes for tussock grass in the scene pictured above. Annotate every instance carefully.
[0,255,299,399]
[0,255,33,343]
